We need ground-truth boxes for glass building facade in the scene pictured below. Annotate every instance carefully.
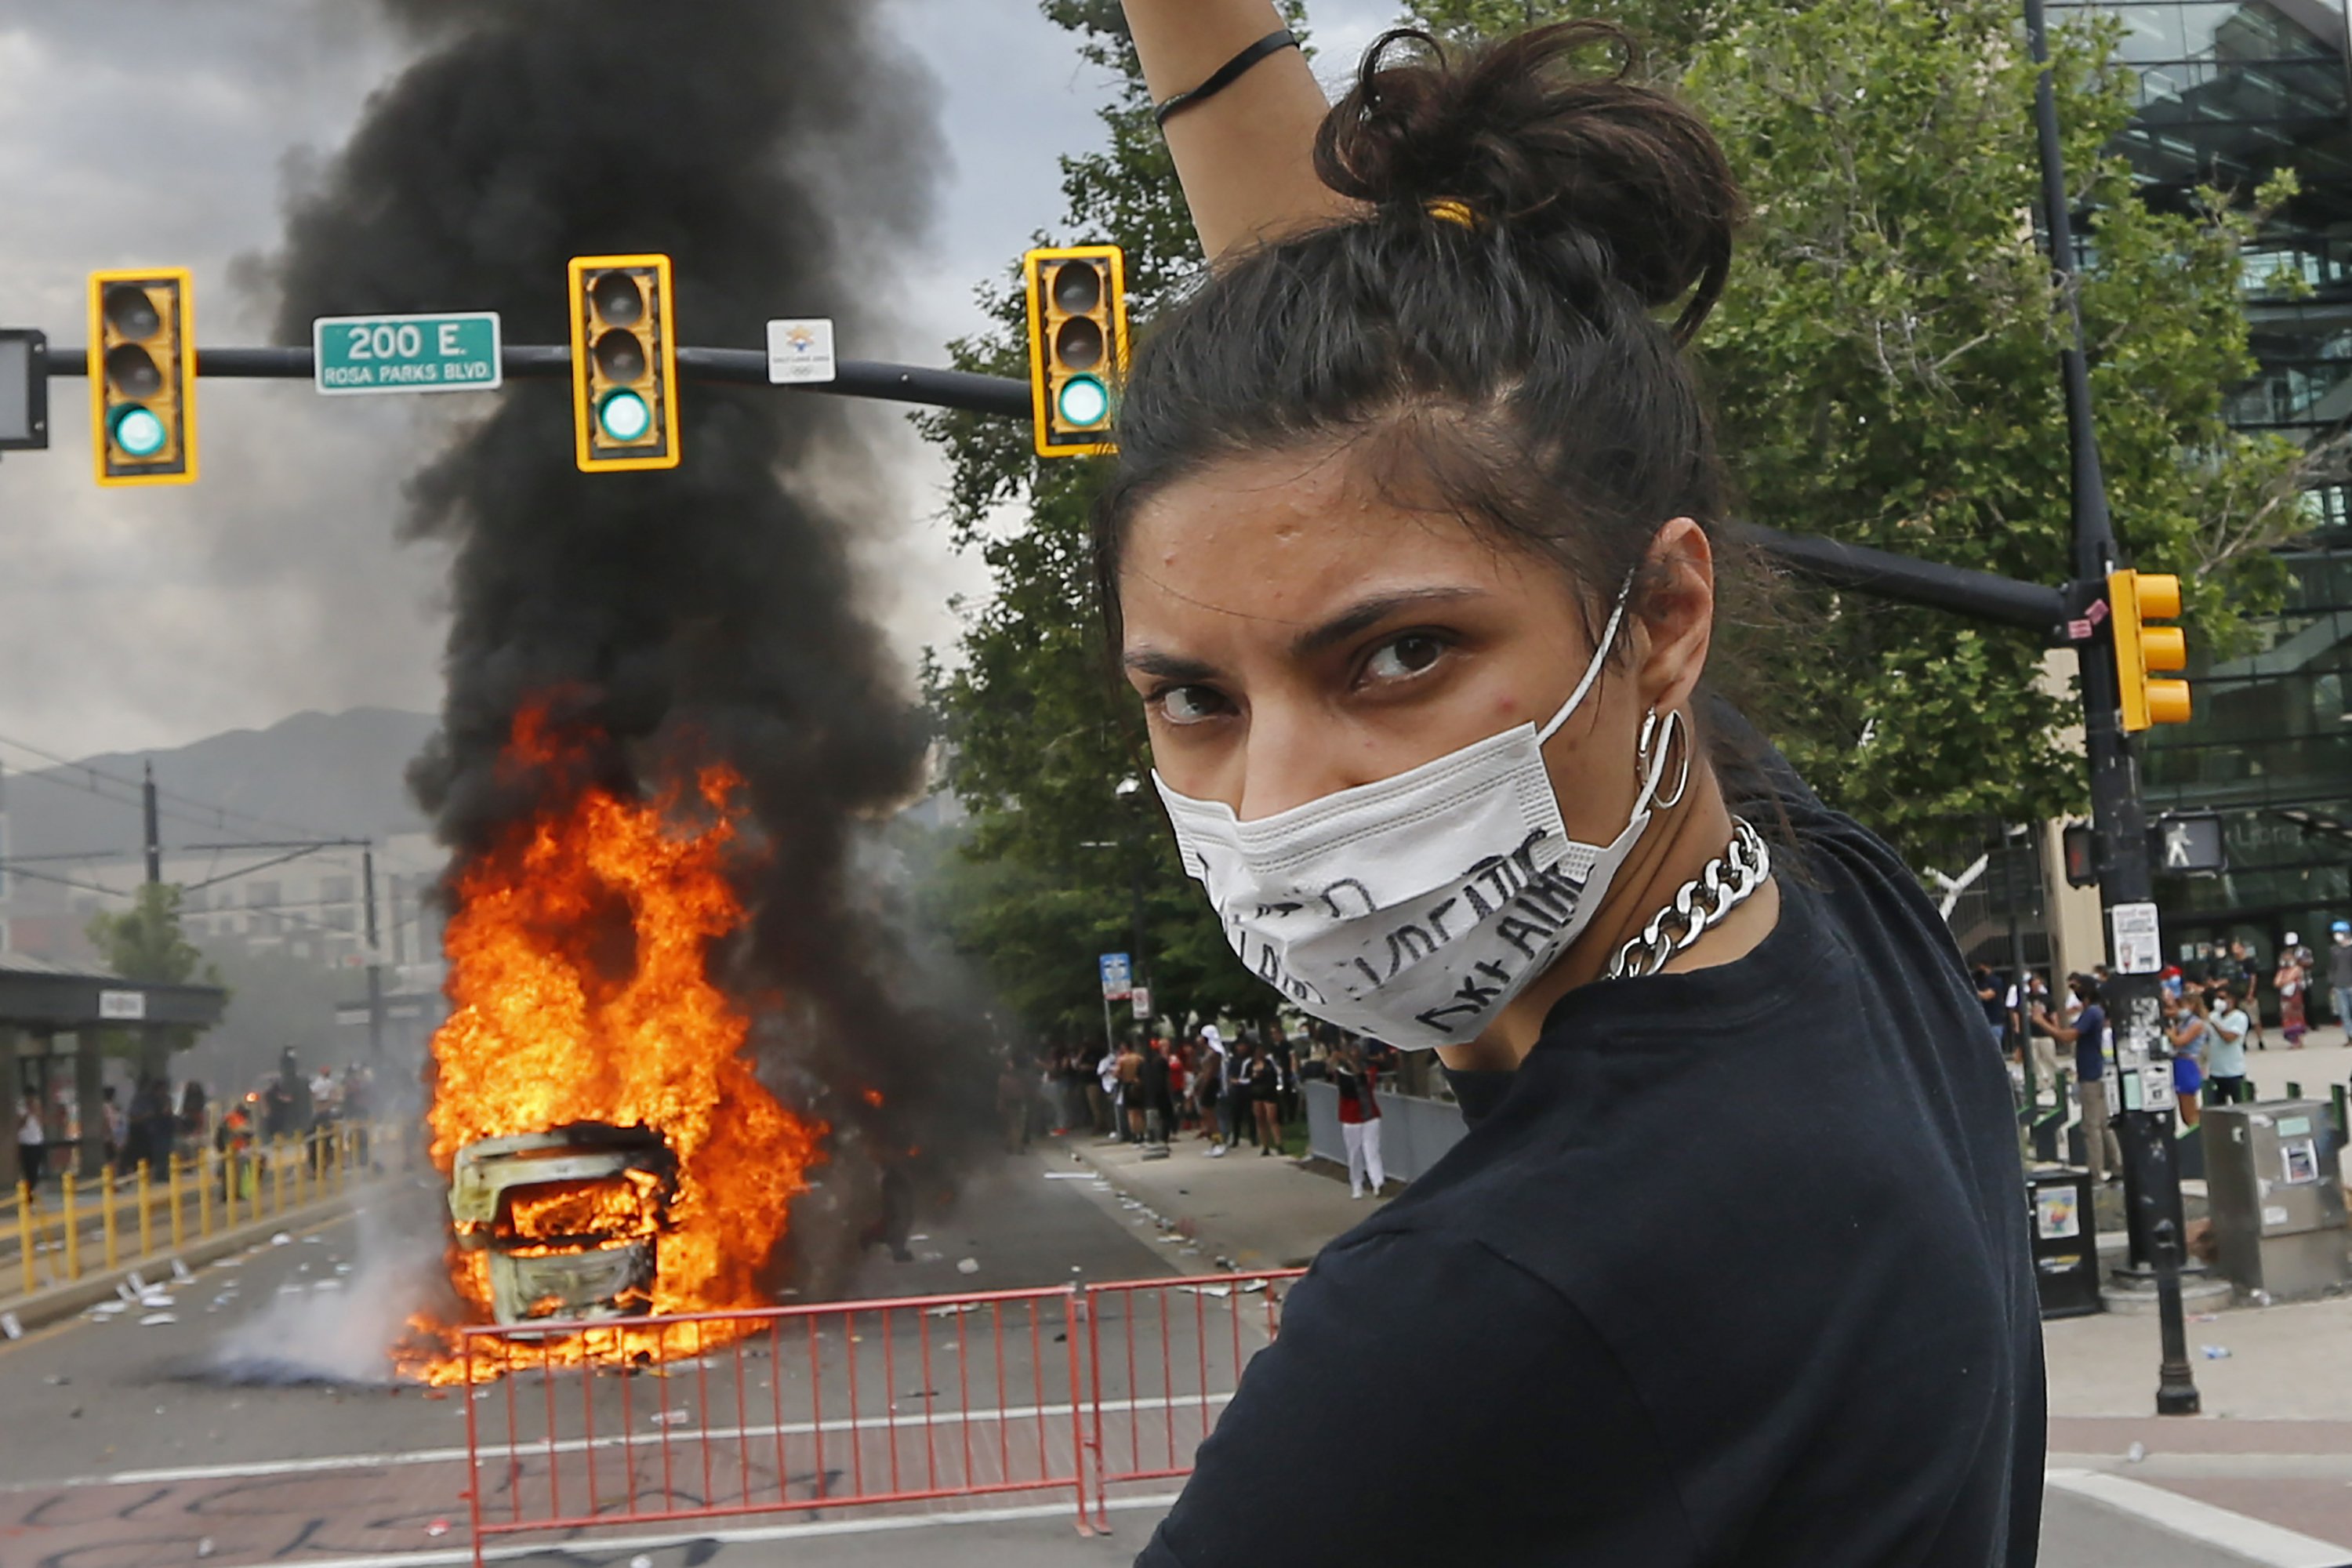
[2060,2,2352,986]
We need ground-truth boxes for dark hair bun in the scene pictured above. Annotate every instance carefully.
[1313,21,1744,342]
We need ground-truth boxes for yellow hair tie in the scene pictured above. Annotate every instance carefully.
[1425,198,1479,231]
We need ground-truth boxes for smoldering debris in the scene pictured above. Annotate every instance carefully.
[193,1197,459,1387]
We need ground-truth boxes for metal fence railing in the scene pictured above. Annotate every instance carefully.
[6,1121,403,1300]
[457,1267,1310,1561]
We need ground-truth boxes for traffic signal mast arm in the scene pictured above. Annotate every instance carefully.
[28,338,2082,632]
[34,341,1032,419]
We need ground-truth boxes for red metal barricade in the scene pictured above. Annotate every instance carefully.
[1080,1269,1306,1533]
[455,1267,1308,1562]
[459,1284,1089,1555]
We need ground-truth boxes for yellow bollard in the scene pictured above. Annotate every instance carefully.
[61,1172,79,1282]
[100,1165,118,1271]
[272,1139,286,1214]
[198,1149,214,1238]
[168,1155,184,1252]
[136,1161,154,1259]
[16,1182,34,1296]
[223,1150,238,1231]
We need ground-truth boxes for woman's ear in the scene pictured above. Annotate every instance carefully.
[1637,517,1715,714]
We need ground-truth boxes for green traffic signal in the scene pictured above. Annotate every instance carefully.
[597,387,652,442]
[110,405,169,457]
[1057,374,1109,429]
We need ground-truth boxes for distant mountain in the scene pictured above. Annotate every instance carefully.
[2,706,439,858]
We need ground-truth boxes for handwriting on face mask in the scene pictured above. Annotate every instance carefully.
[1209,828,1595,1038]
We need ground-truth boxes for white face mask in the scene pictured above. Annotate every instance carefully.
[1154,590,1680,1049]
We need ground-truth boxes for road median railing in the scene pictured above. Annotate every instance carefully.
[5,1121,401,1316]
[458,1267,1308,1562]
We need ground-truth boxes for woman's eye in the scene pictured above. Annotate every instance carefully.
[1363,634,1446,683]
[1157,685,1229,724]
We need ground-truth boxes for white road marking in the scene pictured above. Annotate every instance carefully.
[2045,1466,2352,1566]
[180,1490,1186,1568]
[4,1393,1236,1492]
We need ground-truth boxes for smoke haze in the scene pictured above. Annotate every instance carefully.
[263,0,995,1292]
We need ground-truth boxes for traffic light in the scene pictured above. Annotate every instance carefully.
[568,254,678,472]
[2108,569,2190,731]
[2061,822,2097,888]
[1024,245,1127,458]
[88,269,195,485]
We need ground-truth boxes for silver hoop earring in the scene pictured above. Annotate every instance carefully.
[1636,706,1692,811]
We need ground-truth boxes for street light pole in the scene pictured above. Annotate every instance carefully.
[361,846,384,1065]
[2023,0,2199,1415]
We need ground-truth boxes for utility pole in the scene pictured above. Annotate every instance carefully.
[361,846,384,1065]
[141,762,161,885]
[2023,0,2199,1416]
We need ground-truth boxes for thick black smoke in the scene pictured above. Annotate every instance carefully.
[267,0,993,1292]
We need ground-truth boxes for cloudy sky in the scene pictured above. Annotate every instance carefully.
[0,0,1397,760]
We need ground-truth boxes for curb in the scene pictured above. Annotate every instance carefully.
[0,1186,374,1338]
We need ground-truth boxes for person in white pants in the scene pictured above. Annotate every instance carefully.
[1342,1116,1385,1199]
[1331,1040,1385,1198]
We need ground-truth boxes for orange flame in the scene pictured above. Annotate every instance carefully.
[402,705,822,1381]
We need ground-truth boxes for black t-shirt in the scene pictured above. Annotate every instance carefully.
[1137,782,2044,1566]
[2071,1004,2107,1083]
[1975,973,2005,1030]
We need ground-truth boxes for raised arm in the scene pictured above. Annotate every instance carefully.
[1119,0,1358,259]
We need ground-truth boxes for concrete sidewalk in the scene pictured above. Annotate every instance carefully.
[1057,1131,1384,1274]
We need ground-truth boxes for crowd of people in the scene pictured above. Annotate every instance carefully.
[1967,918,2352,1185]
[997,1024,1406,1200]
[12,1047,375,1197]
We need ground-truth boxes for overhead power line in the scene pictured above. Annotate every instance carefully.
[0,729,342,841]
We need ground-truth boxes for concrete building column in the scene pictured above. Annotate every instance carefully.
[71,1029,103,1179]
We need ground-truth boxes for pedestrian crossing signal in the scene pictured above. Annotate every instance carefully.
[2108,570,2190,731]
[1024,245,1126,458]
[568,254,679,472]
[89,268,196,486]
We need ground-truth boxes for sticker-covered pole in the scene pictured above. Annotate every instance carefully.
[2022,0,2196,1416]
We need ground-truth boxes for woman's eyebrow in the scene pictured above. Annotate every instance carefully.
[1292,586,1486,658]
[1123,647,1222,681]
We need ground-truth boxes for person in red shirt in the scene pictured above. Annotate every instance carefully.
[1330,1039,1385,1198]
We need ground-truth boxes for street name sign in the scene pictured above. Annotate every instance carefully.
[313,311,502,395]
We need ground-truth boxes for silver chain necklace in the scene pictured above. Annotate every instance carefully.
[1603,817,1772,981]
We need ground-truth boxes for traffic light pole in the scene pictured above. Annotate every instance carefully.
[35,343,1033,420]
[2024,0,2198,1416]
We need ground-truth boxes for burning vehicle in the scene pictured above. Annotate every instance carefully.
[448,1123,677,1325]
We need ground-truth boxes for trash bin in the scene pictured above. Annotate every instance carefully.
[2201,1100,2351,1302]
[2025,1164,2101,1319]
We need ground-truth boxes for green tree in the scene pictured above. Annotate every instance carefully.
[86,884,208,985]
[916,4,1306,1040]
[925,0,2311,1035]
[85,883,221,1069]
[1403,0,2305,863]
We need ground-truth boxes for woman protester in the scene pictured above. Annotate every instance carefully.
[1247,1040,1283,1155]
[2274,940,2310,1048]
[2165,991,2209,1129]
[1109,6,2040,1563]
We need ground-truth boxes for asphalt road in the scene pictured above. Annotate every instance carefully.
[0,1142,2314,1568]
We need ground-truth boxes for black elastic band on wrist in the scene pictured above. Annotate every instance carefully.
[1153,29,1298,129]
